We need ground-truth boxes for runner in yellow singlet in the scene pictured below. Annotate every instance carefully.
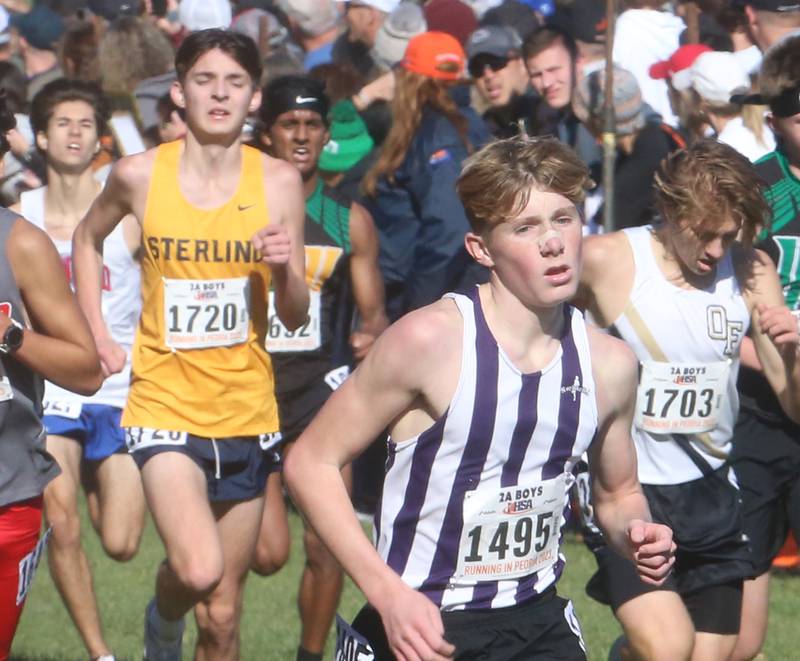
[72,30,309,661]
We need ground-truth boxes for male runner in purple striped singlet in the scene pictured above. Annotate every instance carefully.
[285,136,676,660]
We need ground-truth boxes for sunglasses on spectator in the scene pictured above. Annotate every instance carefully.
[468,54,511,79]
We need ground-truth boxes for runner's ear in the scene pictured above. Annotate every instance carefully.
[248,88,262,114]
[170,82,185,109]
[465,232,494,268]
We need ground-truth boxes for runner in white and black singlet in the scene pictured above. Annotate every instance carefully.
[578,139,800,661]
[285,136,676,661]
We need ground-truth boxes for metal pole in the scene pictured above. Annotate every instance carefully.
[602,0,617,232]
[684,2,700,44]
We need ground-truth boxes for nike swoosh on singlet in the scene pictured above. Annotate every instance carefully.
[238,204,255,211]
[295,95,317,104]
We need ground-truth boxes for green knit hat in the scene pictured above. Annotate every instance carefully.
[319,100,374,173]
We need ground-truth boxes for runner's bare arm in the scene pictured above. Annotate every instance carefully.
[348,202,388,361]
[575,233,632,326]
[6,219,102,395]
[256,157,309,330]
[744,249,800,422]
[588,329,675,585]
[284,305,458,660]
[72,153,148,375]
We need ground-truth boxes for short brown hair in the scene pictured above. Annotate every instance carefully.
[175,29,262,87]
[653,139,769,247]
[521,26,576,63]
[457,136,592,234]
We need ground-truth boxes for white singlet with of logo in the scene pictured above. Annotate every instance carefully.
[265,290,321,353]
[455,473,570,582]
[635,360,730,434]
[163,277,250,349]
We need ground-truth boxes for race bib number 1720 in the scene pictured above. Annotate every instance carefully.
[163,277,250,350]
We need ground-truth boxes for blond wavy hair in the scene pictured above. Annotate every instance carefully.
[457,136,592,234]
[654,138,769,248]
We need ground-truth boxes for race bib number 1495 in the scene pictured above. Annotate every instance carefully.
[454,474,570,583]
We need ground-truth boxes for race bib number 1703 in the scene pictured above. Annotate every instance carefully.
[163,277,250,350]
[634,360,730,434]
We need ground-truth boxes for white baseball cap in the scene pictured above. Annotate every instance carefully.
[690,51,751,105]
[344,0,401,13]
[179,0,233,32]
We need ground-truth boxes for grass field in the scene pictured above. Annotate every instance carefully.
[11,501,800,660]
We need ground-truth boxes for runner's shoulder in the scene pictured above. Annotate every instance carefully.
[260,151,302,187]
[582,231,631,280]
[587,326,638,400]
[732,243,775,296]
[7,215,55,256]
[106,147,158,194]
[366,299,462,381]
[6,216,63,286]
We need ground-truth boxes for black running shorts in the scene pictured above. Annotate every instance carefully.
[586,466,754,634]
[730,408,800,574]
[348,588,587,660]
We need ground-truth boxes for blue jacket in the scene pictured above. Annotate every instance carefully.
[365,88,491,320]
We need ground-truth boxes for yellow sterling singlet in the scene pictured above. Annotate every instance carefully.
[122,141,279,438]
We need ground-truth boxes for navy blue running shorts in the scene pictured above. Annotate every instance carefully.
[125,428,282,501]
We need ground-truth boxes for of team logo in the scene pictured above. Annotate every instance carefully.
[706,305,744,356]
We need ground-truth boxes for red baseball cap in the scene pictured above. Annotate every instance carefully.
[649,44,713,91]
[401,31,465,81]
